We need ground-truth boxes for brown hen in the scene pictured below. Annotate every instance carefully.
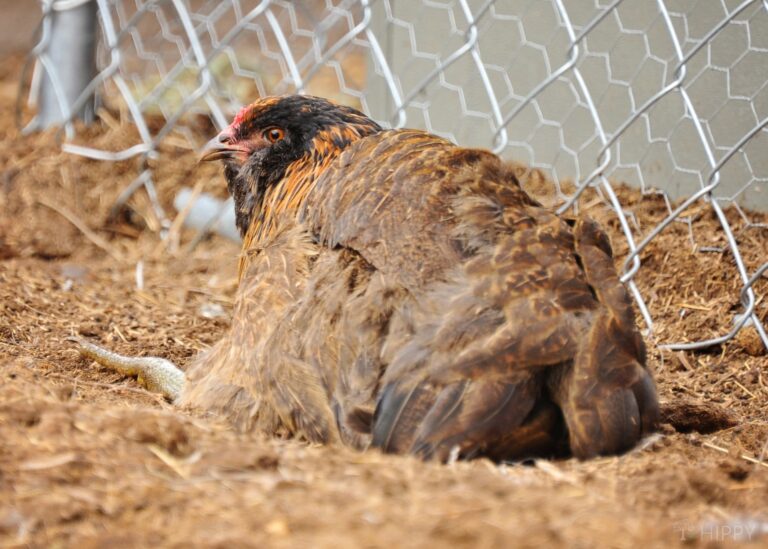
[79,95,659,461]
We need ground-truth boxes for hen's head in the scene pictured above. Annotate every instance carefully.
[200,95,382,236]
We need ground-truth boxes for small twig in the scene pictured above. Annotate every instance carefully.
[146,444,200,479]
[712,370,737,388]
[113,325,129,343]
[675,351,694,371]
[732,379,757,399]
[37,196,124,261]
[678,302,712,312]
[702,441,768,470]
[96,107,121,132]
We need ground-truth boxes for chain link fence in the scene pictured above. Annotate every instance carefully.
[22,0,768,352]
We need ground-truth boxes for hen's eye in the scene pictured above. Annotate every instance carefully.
[264,128,285,143]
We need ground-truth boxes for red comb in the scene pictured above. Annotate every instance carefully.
[232,104,250,127]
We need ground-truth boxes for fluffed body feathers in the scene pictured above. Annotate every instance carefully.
[182,96,659,461]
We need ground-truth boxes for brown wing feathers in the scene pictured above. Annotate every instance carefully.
[553,218,658,458]
[303,133,657,460]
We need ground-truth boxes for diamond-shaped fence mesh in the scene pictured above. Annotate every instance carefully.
[23,0,768,352]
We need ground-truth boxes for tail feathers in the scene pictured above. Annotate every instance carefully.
[371,375,552,461]
[371,316,658,461]
[554,217,659,458]
[370,381,435,453]
[563,384,642,459]
[553,312,659,459]
[409,378,540,460]
[483,399,568,461]
[632,369,660,436]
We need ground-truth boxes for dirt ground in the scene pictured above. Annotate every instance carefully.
[1,53,767,548]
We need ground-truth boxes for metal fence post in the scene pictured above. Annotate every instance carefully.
[36,0,98,128]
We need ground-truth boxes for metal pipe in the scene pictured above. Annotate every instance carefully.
[36,0,98,128]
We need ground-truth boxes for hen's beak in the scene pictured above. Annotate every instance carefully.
[198,131,239,163]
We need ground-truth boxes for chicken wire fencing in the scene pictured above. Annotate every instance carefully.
[21,0,768,352]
